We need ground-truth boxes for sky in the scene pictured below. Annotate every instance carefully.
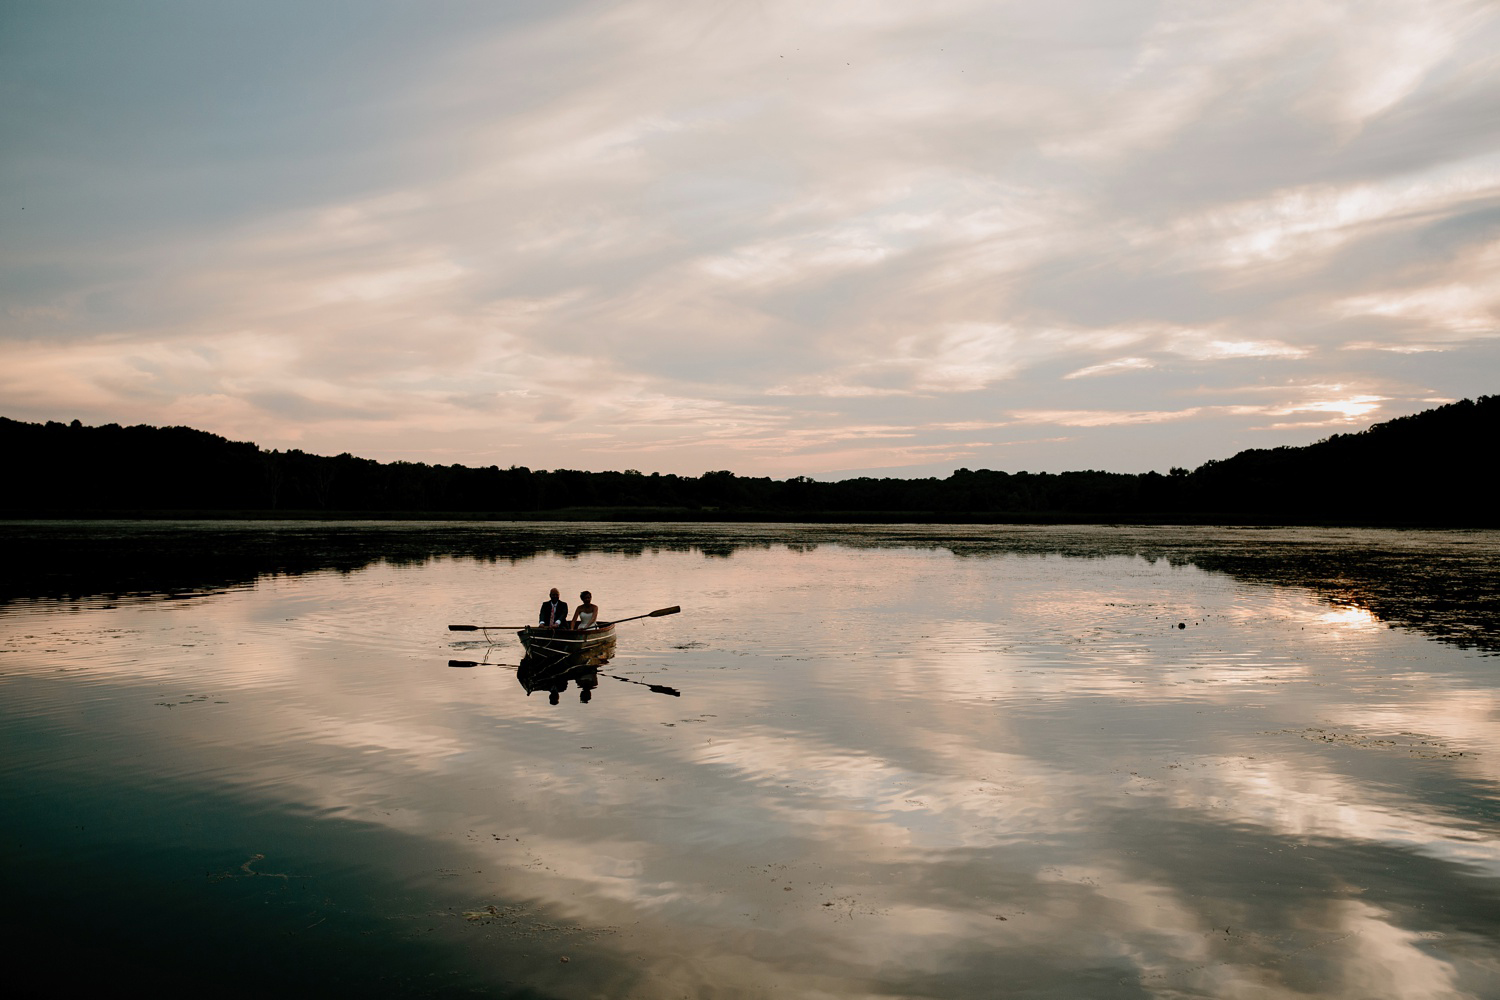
[2,0,1498,479]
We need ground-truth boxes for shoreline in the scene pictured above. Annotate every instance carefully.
[2,508,1494,528]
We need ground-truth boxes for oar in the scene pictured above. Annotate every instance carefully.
[602,605,681,626]
[448,623,528,632]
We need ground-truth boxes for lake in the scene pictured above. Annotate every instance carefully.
[2,521,1498,998]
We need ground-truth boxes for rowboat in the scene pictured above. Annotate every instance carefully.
[516,623,617,662]
[448,606,676,656]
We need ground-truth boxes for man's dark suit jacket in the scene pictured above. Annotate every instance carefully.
[539,600,569,626]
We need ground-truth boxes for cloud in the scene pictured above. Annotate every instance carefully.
[2,0,1498,475]
[1168,337,1309,360]
[1008,391,1388,430]
[1155,151,1500,273]
[1063,357,1154,379]
[1332,237,1500,340]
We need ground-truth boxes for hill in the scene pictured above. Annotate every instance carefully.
[1186,396,1497,522]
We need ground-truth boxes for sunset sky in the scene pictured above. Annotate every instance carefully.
[3,0,1497,478]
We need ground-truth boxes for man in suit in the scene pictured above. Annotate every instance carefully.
[539,587,568,627]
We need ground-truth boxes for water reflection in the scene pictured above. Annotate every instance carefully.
[519,654,606,704]
[451,643,682,703]
[6,521,1499,655]
[1,523,1498,997]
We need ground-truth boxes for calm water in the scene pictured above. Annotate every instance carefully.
[2,522,1498,998]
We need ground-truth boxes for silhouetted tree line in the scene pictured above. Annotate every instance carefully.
[3,396,1494,523]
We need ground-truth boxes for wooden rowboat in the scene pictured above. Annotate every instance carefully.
[516,623,617,662]
[448,607,675,659]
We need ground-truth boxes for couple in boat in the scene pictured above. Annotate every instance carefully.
[537,587,602,630]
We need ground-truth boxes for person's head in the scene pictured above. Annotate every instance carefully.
[549,588,560,600]
[580,590,592,603]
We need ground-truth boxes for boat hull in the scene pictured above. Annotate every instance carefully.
[516,623,617,662]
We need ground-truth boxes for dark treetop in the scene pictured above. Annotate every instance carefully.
[2,395,1494,524]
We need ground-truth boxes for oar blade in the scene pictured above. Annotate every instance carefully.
[649,606,681,617]
[448,624,480,631]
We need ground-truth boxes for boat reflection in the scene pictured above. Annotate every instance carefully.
[449,644,680,701]
[518,652,608,704]
[517,653,682,701]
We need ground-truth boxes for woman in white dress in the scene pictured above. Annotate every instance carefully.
[571,591,600,630]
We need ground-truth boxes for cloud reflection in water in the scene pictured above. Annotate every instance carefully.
[1,524,1497,997]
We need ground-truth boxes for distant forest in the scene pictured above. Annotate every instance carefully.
[3,396,1494,524]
